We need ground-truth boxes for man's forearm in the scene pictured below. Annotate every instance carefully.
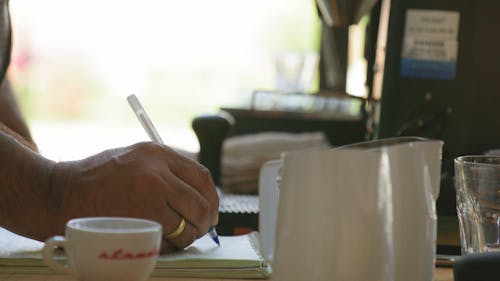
[0,130,55,239]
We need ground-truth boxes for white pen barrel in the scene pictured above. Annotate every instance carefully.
[127,94,164,144]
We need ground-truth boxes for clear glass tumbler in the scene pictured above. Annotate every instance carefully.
[455,155,500,254]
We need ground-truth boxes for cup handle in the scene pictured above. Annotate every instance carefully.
[43,236,76,276]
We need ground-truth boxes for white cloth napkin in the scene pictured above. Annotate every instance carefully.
[221,131,330,193]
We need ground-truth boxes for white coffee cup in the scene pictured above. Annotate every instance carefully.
[43,217,162,281]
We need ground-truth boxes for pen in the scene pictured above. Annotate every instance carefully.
[127,94,220,246]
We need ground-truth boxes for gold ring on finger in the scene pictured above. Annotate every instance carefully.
[166,217,186,240]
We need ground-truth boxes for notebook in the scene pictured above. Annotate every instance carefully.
[0,228,270,279]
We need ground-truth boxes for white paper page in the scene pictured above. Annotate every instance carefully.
[159,233,262,264]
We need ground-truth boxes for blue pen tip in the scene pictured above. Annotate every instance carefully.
[208,226,220,246]
[213,236,220,246]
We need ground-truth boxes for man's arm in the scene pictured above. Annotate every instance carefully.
[0,73,53,236]
[0,78,36,148]
[0,130,55,238]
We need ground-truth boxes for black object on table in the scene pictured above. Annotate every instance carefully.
[453,252,500,281]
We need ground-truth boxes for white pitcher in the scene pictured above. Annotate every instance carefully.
[270,137,443,281]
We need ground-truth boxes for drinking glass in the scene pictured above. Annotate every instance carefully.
[455,156,500,254]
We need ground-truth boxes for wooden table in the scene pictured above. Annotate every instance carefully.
[0,268,454,281]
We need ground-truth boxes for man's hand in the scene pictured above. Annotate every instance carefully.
[49,142,219,252]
